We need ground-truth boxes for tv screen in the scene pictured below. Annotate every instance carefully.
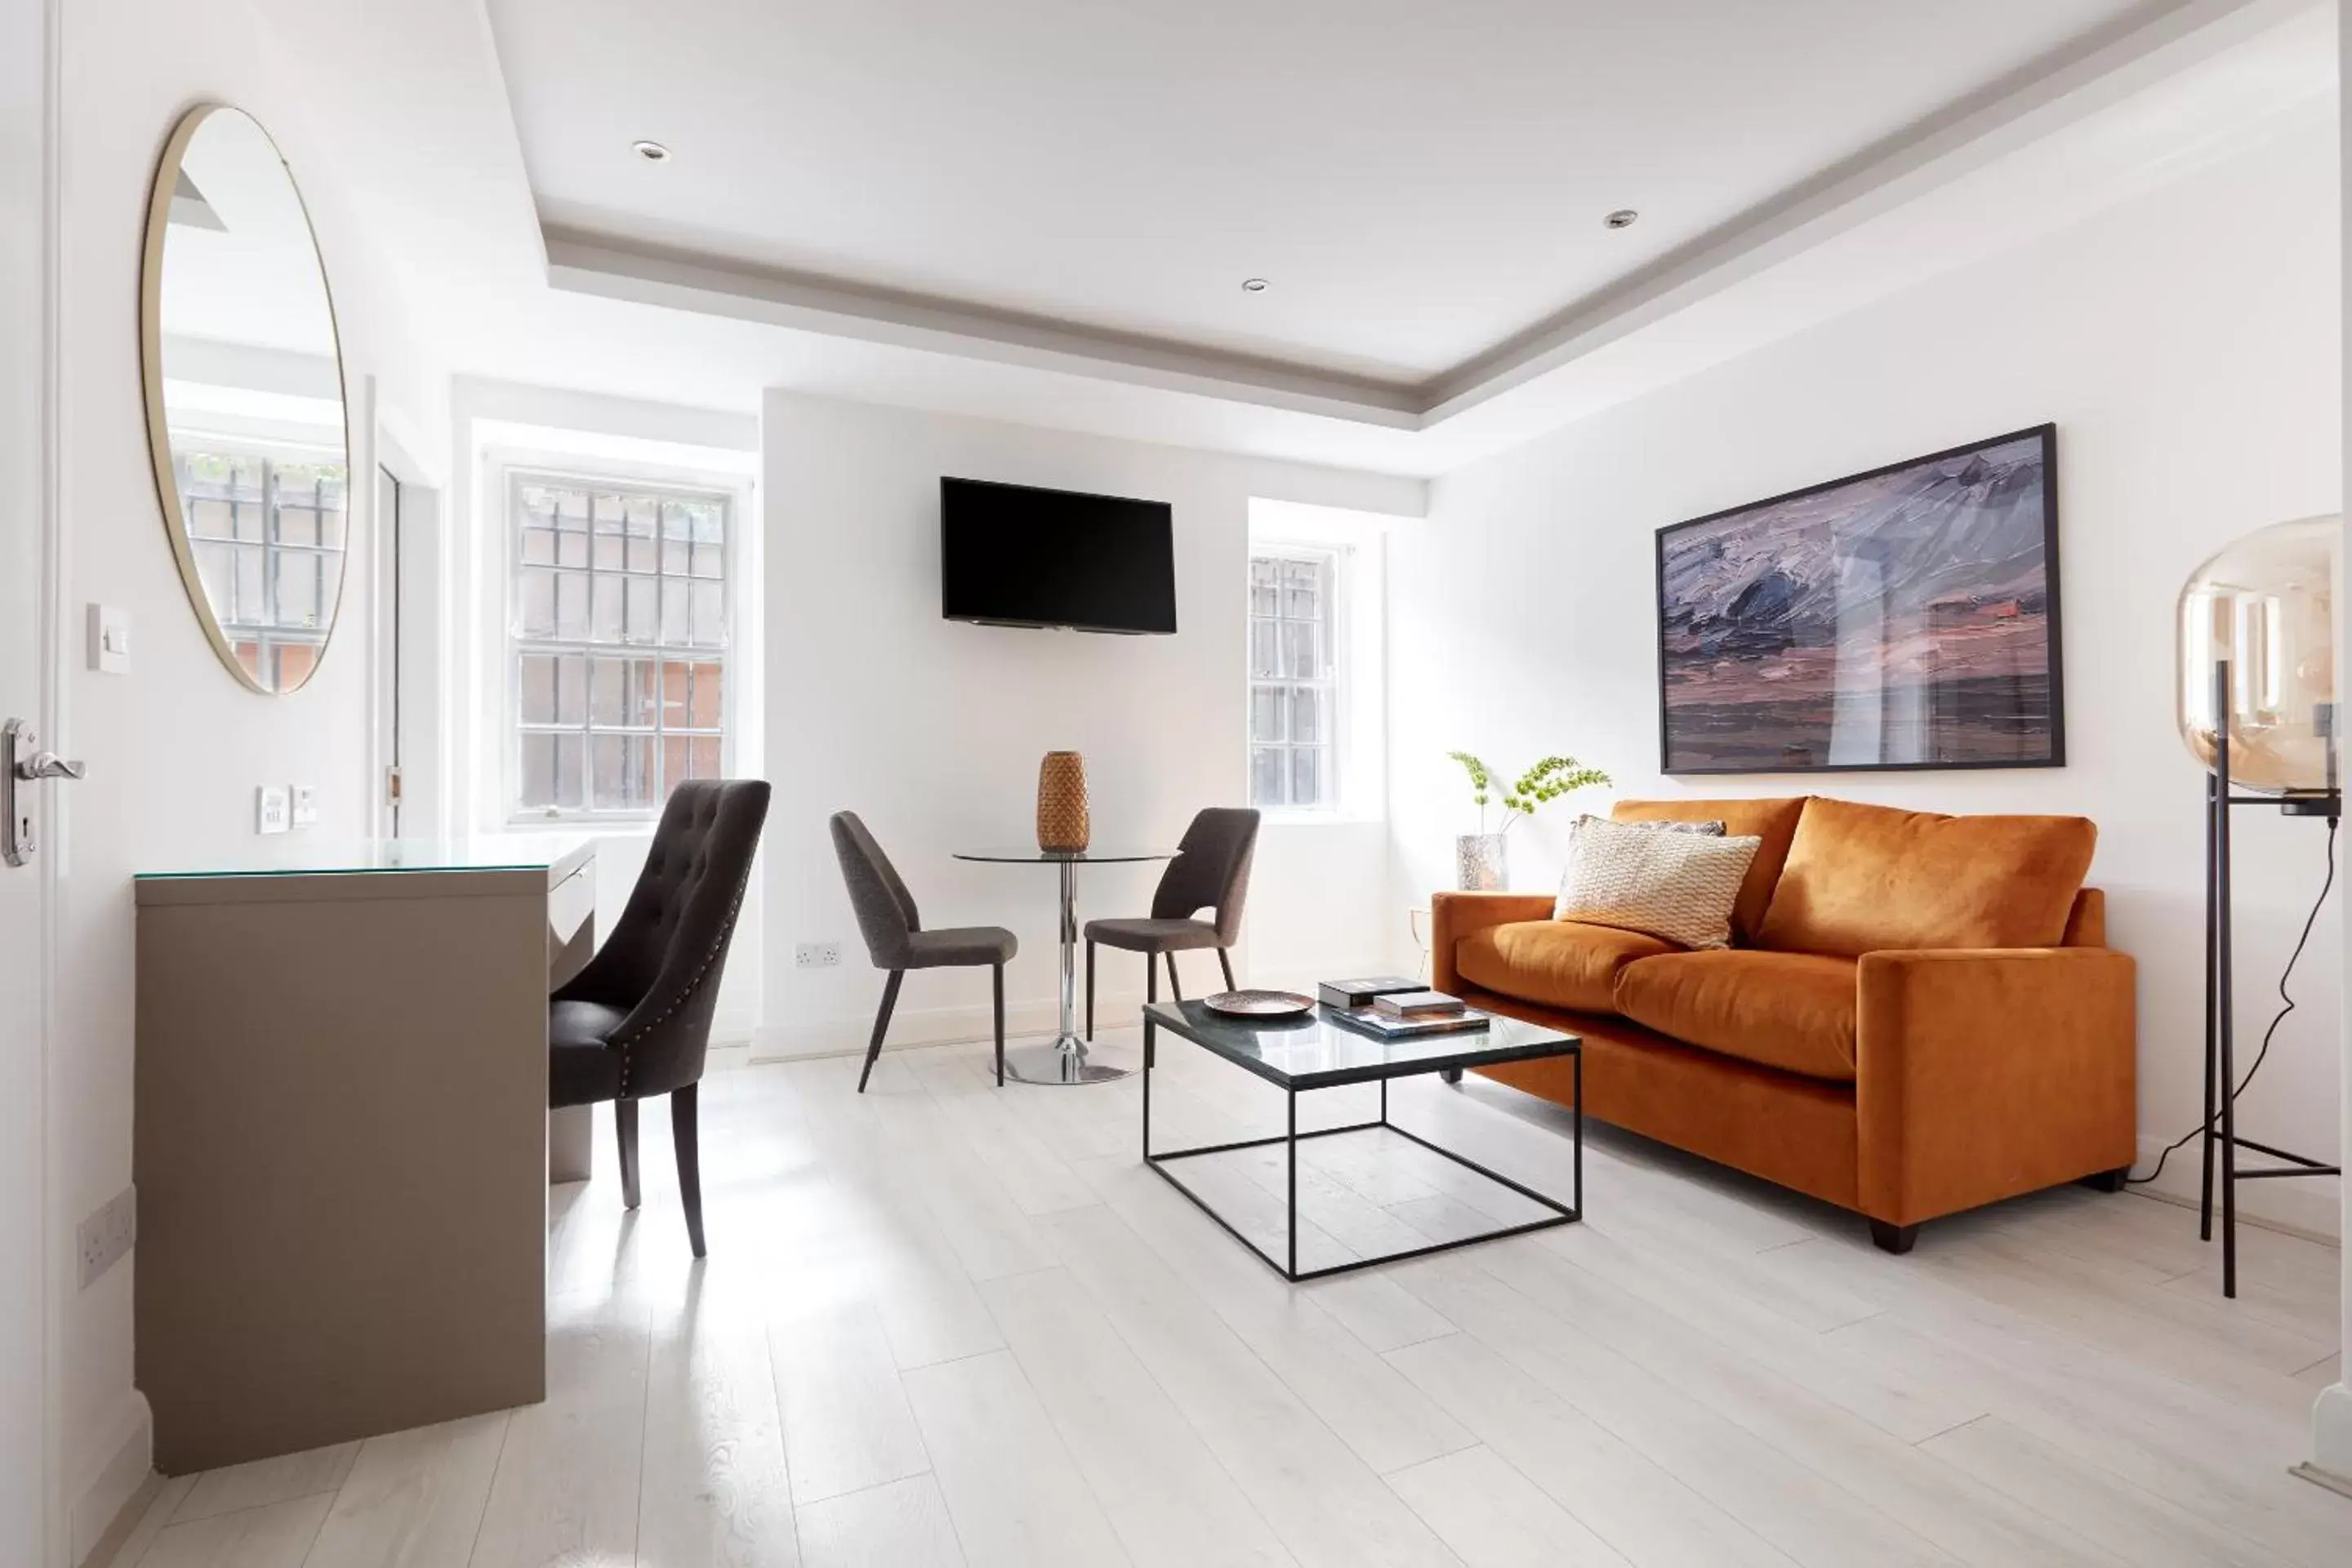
[940,477,1177,635]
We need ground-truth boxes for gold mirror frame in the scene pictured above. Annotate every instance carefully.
[139,103,354,696]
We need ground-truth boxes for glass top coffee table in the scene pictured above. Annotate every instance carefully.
[1140,999,1581,1281]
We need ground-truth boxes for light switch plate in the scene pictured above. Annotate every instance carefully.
[87,604,131,675]
[290,784,318,826]
[256,784,291,835]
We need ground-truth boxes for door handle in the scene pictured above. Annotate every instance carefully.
[17,751,86,782]
[4,719,86,867]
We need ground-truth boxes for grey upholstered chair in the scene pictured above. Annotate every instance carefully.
[550,777,770,1258]
[831,811,1018,1092]
[1085,806,1259,1032]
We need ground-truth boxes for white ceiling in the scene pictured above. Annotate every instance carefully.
[487,0,2154,393]
[247,0,2332,479]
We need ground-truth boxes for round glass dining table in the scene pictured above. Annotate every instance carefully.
[954,847,1172,1085]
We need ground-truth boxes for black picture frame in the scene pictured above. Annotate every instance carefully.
[1654,422,2064,776]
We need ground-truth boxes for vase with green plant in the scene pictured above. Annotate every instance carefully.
[1445,751,1612,890]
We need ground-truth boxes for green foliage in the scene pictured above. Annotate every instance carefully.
[1447,749,1610,833]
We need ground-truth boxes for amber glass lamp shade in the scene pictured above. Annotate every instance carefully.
[2176,514,2340,794]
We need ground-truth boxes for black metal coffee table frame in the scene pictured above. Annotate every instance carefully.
[1141,1000,1581,1282]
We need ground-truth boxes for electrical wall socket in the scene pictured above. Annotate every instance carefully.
[795,941,842,969]
[256,784,290,835]
[290,783,318,826]
[78,1185,135,1290]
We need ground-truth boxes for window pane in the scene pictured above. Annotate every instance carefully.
[519,484,560,527]
[628,494,661,537]
[194,541,233,618]
[692,543,723,580]
[591,574,625,642]
[554,488,590,530]
[1292,747,1325,808]
[1284,560,1322,619]
[661,660,691,726]
[1250,559,1280,616]
[278,501,318,547]
[519,568,555,635]
[588,656,627,727]
[554,653,587,725]
[691,580,724,646]
[520,733,554,807]
[688,662,724,728]
[1250,620,1280,679]
[661,578,688,643]
[592,532,626,572]
[662,734,688,795]
[234,546,265,625]
[276,555,320,630]
[626,577,657,642]
[520,528,556,566]
[1250,746,1287,807]
[690,736,720,780]
[555,571,590,639]
[591,734,654,811]
[1291,684,1323,744]
[557,529,589,568]
[662,539,690,578]
[1250,685,1286,742]
[626,658,659,726]
[688,503,724,545]
[278,643,318,689]
[520,654,558,724]
[553,733,585,808]
[1282,618,1320,679]
[591,492,627,535]
[627,535,657,574]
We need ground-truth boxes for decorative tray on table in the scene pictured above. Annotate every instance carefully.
[1202,990,1316,1019]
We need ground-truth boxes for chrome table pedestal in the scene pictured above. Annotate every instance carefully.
[953,845,1172,1085]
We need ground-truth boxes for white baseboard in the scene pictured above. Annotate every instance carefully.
[751,959,1389,1063]
[72,1395,153,1565]
[2310,1383,2352,1483]
[2130,1132,2342,1242]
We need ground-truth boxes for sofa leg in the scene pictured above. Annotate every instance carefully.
[1869,1219,1918,1255]
[2076,1166,2129,1194]
[1440,1067,1463,1085]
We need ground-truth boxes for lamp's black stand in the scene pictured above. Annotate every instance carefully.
[2202,657,2340,1298]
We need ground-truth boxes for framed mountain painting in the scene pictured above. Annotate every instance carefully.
[1655,425,2062,774]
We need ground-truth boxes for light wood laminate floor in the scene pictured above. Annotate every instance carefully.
[112,1027,2348,1567]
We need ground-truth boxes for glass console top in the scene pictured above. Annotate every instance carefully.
[136,835,597,880]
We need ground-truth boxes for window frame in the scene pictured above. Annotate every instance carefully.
[503,466,737,826]
[1248,543,1347,817]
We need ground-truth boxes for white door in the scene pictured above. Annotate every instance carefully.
[0,0,54,1560]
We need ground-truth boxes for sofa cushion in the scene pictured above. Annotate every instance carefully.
[1613,950,1859,1082]
[1552,816,1761,950]
[1611,797,1807,943]
[1456,920,1677,1013]
[1756,798,2096,957]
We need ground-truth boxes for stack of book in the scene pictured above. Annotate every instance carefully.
[1316,977,1490,1039]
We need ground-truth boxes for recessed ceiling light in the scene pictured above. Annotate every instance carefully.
[1604,208,1639,230]
[632,140,672,163]
[1241,277,1270,293]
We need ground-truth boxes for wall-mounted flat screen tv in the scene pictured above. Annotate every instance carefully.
[940,476,1178,635]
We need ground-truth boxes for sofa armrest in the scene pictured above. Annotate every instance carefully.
[1430,892,1556,994]
[1856,947,2136,1226]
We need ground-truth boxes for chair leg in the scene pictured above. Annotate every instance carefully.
[1165,952,1183,1002]
[672,1084,706,1258]
[615,1098,642,1210]
[993,963,1006,1086]
[1085,940,1096,1040]
[1217,947,1236,991]
[858,970,905,1094]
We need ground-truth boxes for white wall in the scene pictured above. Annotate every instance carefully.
[1389,112,2344,1236]
[51,0,446,1550]
[760,392,1424,1057]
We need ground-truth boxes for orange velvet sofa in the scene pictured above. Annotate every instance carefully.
[1431,795,2136,1252]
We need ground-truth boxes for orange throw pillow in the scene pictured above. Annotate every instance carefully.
[1756,798,2096,957]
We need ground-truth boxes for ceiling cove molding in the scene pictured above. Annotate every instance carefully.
[540,0,2314,436]
[541,232,1425,429]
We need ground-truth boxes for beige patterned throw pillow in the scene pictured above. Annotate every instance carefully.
[1553,815,1762,950]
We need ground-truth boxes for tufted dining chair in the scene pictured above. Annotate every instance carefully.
[549,778,769,1257]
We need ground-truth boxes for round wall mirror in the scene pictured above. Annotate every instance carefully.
[140,105,350,695]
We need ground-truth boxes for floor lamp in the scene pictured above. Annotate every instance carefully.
[2180,515,2342,1298]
